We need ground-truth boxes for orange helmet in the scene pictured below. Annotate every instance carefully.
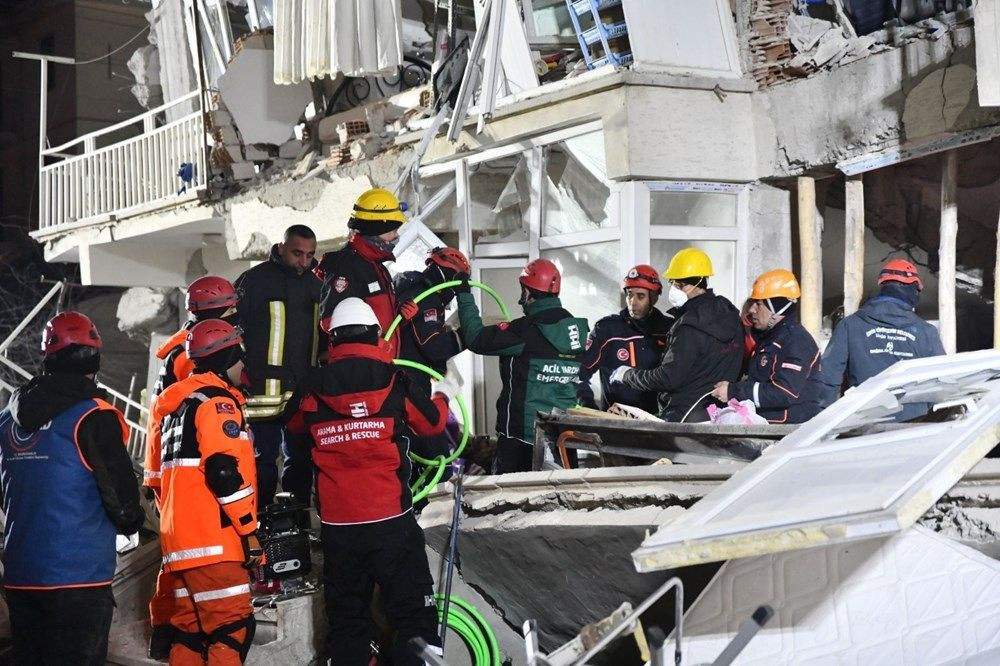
[750,269,801,301]
[878,259,923,291]
[426,246,471,277]
[623,265,662,294]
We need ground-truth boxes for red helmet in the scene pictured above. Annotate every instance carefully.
[186,276,238,313]
[426,246,471,276]
[186,320,244,360]
[41,312,102,356]
[623,264,662,294]
[878,259,923,291]
[519,259,560,294]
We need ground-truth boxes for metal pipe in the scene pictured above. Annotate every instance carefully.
[0,281,63,354]
[439,461,465,651]
[577,576,684,664]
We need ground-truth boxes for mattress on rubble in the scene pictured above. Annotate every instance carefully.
[679,526,1000,665]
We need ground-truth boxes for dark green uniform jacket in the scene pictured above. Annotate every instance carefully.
[456,293,589,444]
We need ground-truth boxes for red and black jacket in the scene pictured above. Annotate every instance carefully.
[316,235,400,355]
[294,341,448,525]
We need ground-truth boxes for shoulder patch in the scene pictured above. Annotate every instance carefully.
[215,402,236,414]
[334,276,348,293]
[424,308,438,322]
[222,420,241,438]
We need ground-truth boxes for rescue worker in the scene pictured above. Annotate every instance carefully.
[316,188,409,354]
[0,312,145,665]
[234,224,322,507]
[611,248,743,422]
[394,246,470,470]
[818,259,945,420]
[577,265,674,414]
[454,259,589,473]
[711,270,822,424]
[293,298,454,664]
[155,319,260,665]
[146,276,240,660]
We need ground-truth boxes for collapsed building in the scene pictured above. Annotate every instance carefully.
[8,0,1000,663]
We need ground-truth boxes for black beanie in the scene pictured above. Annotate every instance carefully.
[349,218,403,237]
[193,344,244,374]
[43,346,101,375]
[879,281,920,308]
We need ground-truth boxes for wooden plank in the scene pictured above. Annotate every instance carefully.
[844,174,865,316]
[798,176,822,338]
[940,150,958,354]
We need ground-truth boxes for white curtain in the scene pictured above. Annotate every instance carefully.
[273,0,403,85]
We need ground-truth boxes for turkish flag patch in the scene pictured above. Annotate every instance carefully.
[334,277,348,293]
[616,348,629,362]
[215,402,236,414]
[424,308,438,322]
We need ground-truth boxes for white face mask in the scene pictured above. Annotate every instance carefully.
[667,284,688,309]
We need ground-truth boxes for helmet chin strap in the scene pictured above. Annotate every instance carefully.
[764,298,795,329]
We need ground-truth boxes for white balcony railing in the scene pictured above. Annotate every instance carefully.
[38,90,207,232]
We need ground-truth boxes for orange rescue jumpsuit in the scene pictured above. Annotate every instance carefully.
[155,372,258,665]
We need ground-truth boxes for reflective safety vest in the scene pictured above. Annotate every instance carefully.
[0,398,127,589]
[155,372,258,573]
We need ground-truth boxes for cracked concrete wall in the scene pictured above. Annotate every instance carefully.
[757,25,1000,177]
[226,146,416,259]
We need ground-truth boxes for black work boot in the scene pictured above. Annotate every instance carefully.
[148,624,176,661]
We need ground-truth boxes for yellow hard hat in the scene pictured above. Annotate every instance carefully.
[351,188,408,225]
[663,248,713,280]
[750,269,801,300]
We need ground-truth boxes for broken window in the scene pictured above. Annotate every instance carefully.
[468,156,531,246]
[542,130,613,236]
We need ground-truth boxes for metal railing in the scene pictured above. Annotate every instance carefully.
[38,90,207,232]
[0,282,148,467]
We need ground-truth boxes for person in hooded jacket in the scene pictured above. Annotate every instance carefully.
[818,259,945,421]
[0,312,145,665]
[315,188,409,356]
[577,265,674,414]
[393,247,469,470]
[155,319,260,666]
[291,298,454,664]
[234,224,323,508]
[145,275,240,660]
[611,248,744,422]
[711,270,822,424]
[454,259,589,473]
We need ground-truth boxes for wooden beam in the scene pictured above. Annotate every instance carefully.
[798,176,822,339]
[939,150,958,355]
[994,210,1000,349]
[843,174,865,316]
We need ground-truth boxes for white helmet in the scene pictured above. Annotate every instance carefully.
[328,297,380,333]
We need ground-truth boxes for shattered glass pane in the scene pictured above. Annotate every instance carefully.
[468,156,529,244]
[542,131,614,236]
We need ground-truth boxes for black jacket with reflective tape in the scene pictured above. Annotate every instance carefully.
[577,308,674,414]
[234,244,323,420]
[729,315,822,424]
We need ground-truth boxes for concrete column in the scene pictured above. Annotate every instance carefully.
[939,150,958,355]
[843,174,865,317]
[797,176,822,339]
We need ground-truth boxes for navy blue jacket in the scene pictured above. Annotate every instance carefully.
[577,308,674,413]
[729,315,822,424]
[818,296,945,420]
[394,270,463,394]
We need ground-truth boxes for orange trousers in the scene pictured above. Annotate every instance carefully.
[150,567,178,626]
[168,561,254,666]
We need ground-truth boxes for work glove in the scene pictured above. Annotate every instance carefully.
[609,366,630,384]
[399,300,420,322]
[432,375,462,403]
[241,533,264,569]
[452,273,472,294]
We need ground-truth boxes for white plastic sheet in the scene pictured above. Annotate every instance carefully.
[273,0,403,84]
